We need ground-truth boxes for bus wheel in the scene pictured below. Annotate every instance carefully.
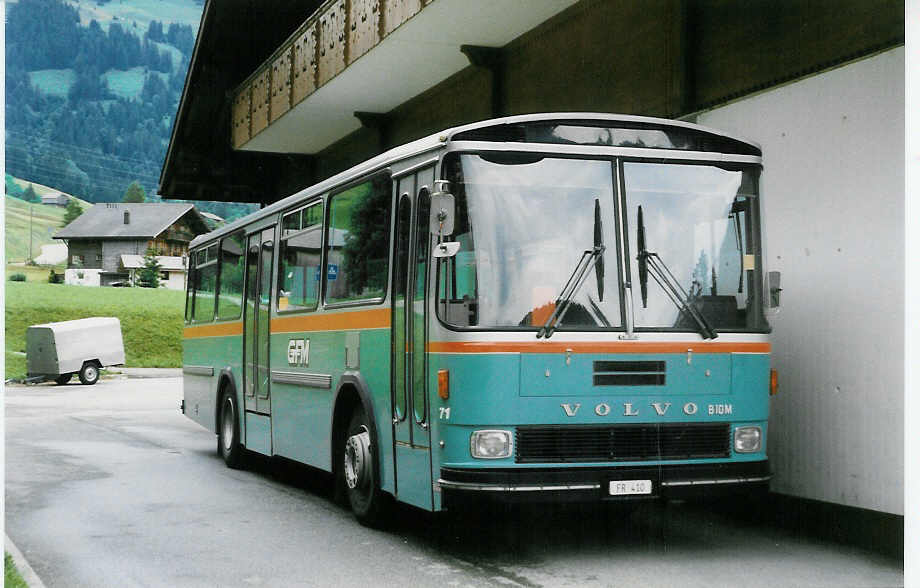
[54,373,72,385]
[218,391,244,469]
[343,409,388,526]
[78,362,99,385]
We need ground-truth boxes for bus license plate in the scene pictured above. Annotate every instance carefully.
[609,480,652,496]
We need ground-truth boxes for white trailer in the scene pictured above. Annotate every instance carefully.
[26,317,125,385]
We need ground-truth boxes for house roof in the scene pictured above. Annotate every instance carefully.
[55,203,208,240]
[120,255,188,271]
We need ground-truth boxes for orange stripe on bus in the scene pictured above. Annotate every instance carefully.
[426,341,770,354]
[271,308,390,333]
[183,309,390,338]
[184,321,243,338]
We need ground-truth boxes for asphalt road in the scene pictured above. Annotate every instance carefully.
[5,377,903,587]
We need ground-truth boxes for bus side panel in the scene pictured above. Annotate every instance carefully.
[182,330,243,434]
[269,327,393,493]
[358,328,394,494]
[270,328,339,471]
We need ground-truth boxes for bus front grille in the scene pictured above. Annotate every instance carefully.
[515,423,731,463]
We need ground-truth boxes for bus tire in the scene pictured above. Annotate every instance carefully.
[343,408,389,526]
[218,390,245,469]
[78,362,99,385]
[54,373,72,385]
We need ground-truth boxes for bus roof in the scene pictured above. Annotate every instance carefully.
[190,113,761,250]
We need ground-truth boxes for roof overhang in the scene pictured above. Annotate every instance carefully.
[239,0,578,154]
[160,0,323,203]
[160,0,577,202]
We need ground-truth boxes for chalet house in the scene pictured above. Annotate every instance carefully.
[54,203,209,287]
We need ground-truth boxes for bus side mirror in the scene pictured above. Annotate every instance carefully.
[433,242,460,258]
[767,270,782,309]
[430,180,455,237]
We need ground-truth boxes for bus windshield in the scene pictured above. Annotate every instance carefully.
[440,152,766,332]
[440,153,622,330]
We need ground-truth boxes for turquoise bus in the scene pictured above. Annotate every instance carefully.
[182,113,776,525]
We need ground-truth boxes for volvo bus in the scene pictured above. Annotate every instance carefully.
[182,113,777,525]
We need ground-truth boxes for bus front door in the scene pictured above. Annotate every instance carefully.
[243,227,274,455]
[391,169,433,509]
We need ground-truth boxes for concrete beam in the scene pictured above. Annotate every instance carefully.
[460,45,504,117]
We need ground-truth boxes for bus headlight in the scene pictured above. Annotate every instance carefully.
[470,430,513,459]
[734,426,762,453]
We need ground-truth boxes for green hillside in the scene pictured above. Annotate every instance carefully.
[67,0,202,33]
[28,69,76,98]
[104,67,169,100]
[5,183,91,263]
[7,177,84,199]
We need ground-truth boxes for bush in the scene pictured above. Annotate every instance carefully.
[9,273,26,282]
[48,269,64,284]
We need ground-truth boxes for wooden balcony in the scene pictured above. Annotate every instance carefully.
[231,0,577,154]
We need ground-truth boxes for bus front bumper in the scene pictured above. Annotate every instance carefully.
[438,460,770,505]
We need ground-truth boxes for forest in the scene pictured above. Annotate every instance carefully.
[5,0,253,221]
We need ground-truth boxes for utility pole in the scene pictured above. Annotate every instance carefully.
[29,203,33,263]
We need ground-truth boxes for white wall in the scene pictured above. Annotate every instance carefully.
[698,48,904,515]
[64,268,102,287]
[164,270,186,290]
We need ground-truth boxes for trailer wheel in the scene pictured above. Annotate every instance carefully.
[342,408,389,526]
[218,391,244,468]
[54,373,72,385]
[78,362,99,385]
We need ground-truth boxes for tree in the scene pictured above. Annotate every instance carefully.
[5,174,25,198]
[61,197,83,226]
[22,183,40,203]
[137,249,161,288]
[122,181,146,203]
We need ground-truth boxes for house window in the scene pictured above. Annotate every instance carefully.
[72,254,85,265]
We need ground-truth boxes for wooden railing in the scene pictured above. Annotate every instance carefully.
[232,0,431,149]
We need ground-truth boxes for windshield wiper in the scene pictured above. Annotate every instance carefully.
[729,199,745,294]
[537,198,606,339]
[636,205,717,340]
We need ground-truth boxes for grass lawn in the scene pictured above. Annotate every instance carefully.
[6,264,65,283]
[5,281,185,379]
[4,553,28,588]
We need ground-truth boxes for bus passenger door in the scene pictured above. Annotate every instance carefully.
[243,228,274,454]
[391,169,434,509]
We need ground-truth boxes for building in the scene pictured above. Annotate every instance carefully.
[41,192,69,206]
[54,202,209,287]
[119,254,189,290]
[159,0,904,549]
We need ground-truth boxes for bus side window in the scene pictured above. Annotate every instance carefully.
[326,176,392,304]
[185,256,194,323]
[216,232,246,320]
[195,246,219,322]
[278,202,323,312]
